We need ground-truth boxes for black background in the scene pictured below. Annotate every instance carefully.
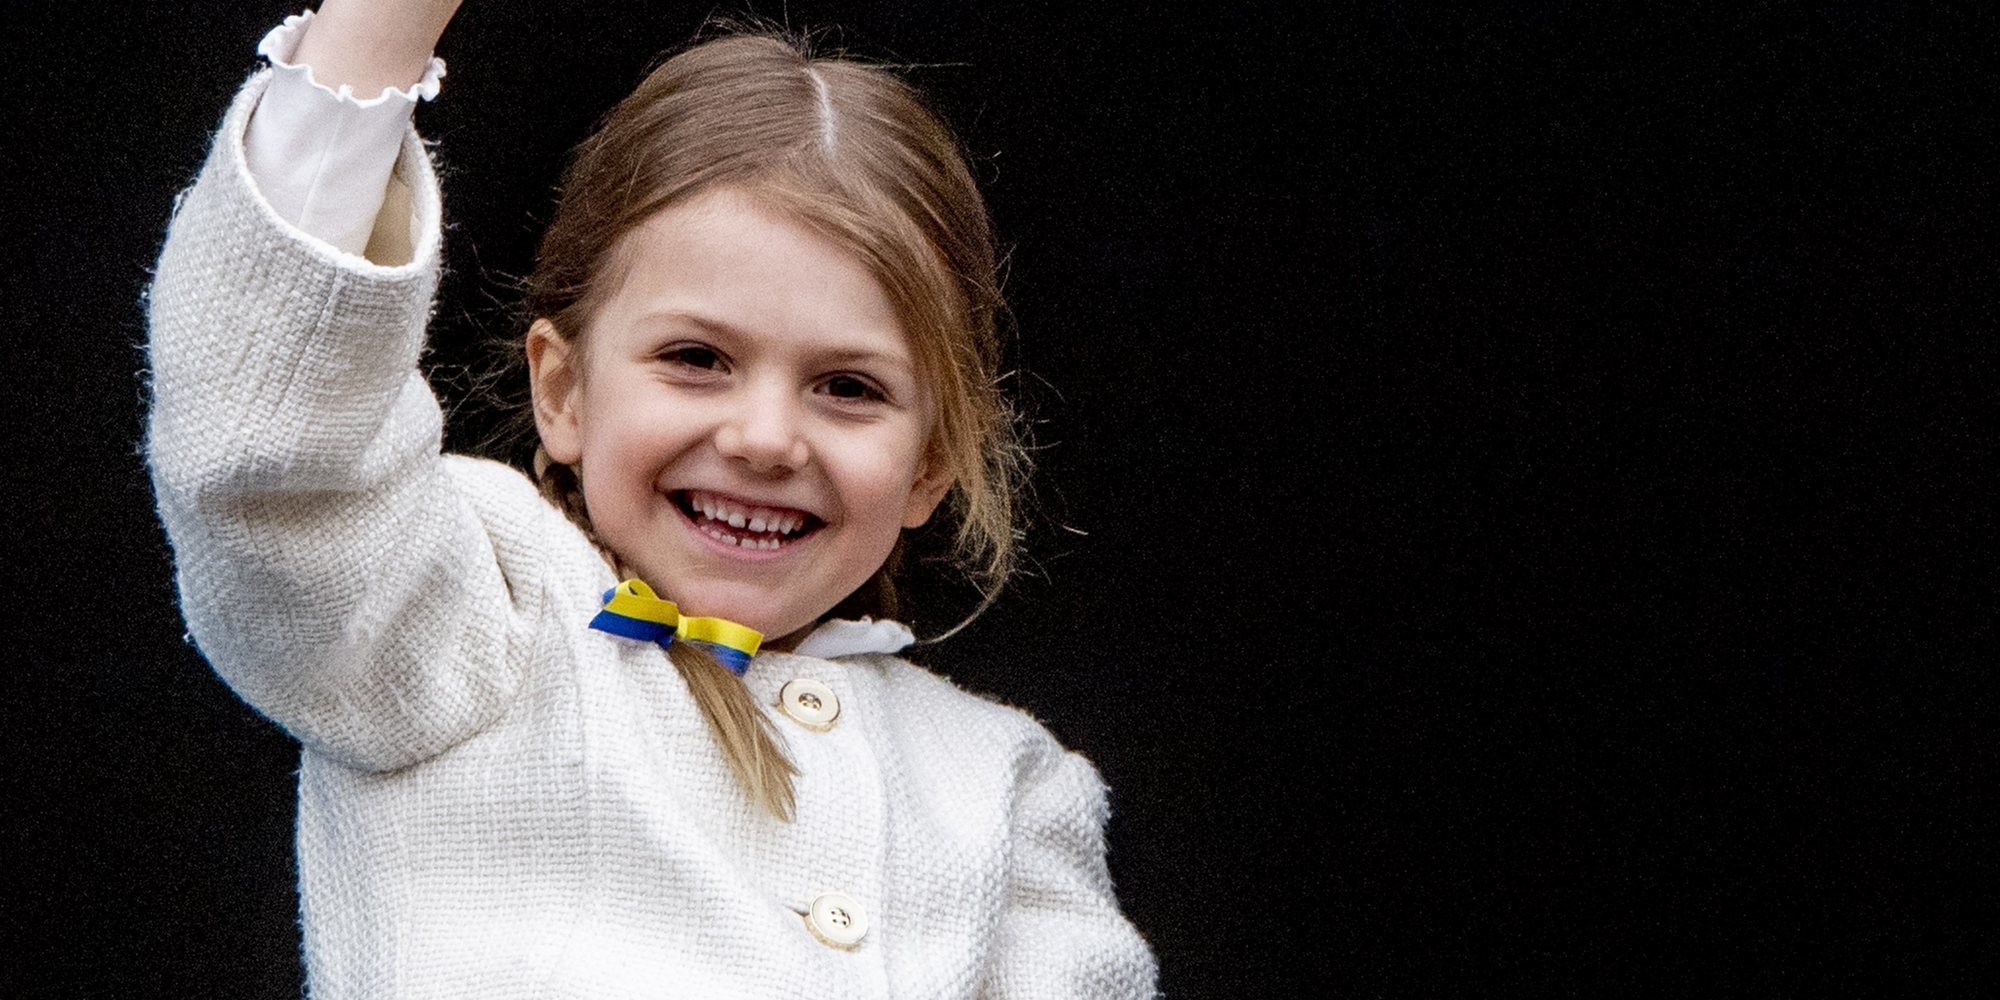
[4,1,1993,996]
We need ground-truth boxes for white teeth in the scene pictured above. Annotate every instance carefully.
[684,490,814,539]
[700,524,781,550]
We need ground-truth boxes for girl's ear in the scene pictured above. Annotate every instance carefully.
[900,449,955,529]
[526,318,584,464]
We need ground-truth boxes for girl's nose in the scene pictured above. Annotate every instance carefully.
[714,388,810,474]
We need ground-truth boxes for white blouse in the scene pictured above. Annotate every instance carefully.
[245,9,444,257]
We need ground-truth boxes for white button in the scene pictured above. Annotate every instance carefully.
[805,891,869,948]
[778,678,840,730]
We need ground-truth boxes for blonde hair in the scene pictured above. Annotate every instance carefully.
[519,30,1026,819]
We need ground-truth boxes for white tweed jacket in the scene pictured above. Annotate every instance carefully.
[145,70,1157,1000]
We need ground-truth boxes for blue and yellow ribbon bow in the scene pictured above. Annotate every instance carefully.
[589,579,763,676]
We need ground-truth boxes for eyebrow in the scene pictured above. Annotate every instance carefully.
[635,309,915,371]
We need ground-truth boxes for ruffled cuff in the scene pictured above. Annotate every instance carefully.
[256,9,446,106]
[243,9,447,259]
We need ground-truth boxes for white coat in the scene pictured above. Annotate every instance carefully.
[145,68,1156,1000]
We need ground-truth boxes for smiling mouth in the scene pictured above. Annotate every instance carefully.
[671,489,826,551]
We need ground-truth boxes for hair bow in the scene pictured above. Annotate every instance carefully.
[589,579,763,676]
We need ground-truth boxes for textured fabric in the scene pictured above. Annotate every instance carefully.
[246,9,446,258]
[146,68,1157,999]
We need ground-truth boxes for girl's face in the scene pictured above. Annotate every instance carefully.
[528,186,950,646]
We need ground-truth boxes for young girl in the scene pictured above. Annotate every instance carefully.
[145,2,1155,996]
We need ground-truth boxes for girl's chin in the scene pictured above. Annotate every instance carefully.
[662,590,816,644]
[623,564,831,643]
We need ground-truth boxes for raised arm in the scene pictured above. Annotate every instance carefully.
[147,2,544,773]
[292,0,463,98]
[245,1,457,258]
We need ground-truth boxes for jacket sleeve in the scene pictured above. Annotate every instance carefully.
[980,747,1160,999]
[145,69,532,772]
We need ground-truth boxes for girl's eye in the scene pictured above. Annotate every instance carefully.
[660,345,724,371]
[820,375,885,401]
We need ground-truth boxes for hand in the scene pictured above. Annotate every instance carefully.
[290,0,466,98]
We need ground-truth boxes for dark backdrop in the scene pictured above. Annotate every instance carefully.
[5,1,1991,996]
